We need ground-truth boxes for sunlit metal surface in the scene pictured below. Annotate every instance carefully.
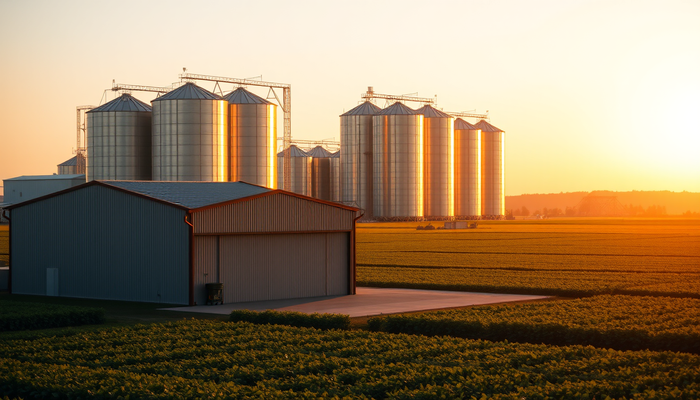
[277,145,311,196]
[339,101,382,218]
[86,94,152,181]
[454,118,482,219]
[152,83,228,182]
[224,88,277,188]
[330,151,340,202]
[372,102,424,220]
[475,120,505,218]
[415,105,454,220]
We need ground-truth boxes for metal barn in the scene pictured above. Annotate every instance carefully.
[7,181,358,305]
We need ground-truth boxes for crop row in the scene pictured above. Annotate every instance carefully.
[367,295,700,353]
[1,320,700,399]
[357,266,700,298]
[0,300,105,332]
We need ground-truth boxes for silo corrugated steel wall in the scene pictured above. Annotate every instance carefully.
[229,103,277,188]
[340,102,381,217]
[454,119,482,218]
[330,152,340,202]
[10,184,189,304]
[311,158,331,200]
[87,98,152,181]
[195,232,349,304]
[152,98,229,181]
[416,106,454,220]
[372,108,424,220]
[476,120,505,217]
[276,146,311,196]
[192,192,355,234]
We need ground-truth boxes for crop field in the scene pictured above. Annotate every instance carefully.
[1,319,700,399]
[357,218,700,297]
[368,295,700,353]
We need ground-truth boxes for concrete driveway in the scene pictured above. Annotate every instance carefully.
[160,287,549,318]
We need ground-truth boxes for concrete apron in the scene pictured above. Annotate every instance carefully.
[160,287,549,318]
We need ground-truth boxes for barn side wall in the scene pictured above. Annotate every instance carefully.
[11,184,189,304]
[192,192,355,234]
[192,192,356,304]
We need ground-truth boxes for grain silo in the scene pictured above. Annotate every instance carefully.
[454,118,481,219]
[277,145,311,196]
[414,105,454,220]
[373,102,424,220]
[86,94,152,181]
[152,82,228,181]
[308,146,333,201]
[475,120,505,218]
[340,101,382,217]
[224,87,277,188]
[330,150,340,202]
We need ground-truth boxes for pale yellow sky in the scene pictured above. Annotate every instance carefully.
[1,0,698,195]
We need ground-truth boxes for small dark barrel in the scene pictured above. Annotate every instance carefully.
[205,283,224,305]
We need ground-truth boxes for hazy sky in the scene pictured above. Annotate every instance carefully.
[1,0,698,196]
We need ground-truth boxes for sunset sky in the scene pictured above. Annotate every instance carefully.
[1,0,698,196]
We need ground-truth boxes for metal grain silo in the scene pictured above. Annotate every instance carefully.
[340,101,382,217]
[454,118,481,219]
[277,145,311,196]
[152,82,228,181]
[475,120,505,218]
[415,105,454,220]
[224,87,277,188]
[330,150,340,202]
[373,102,424,220]
[308,146,333,201]
[86,94,152,181]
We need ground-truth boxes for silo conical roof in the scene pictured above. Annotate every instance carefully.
[376,102,416,115]
[88,93,152,113]
[330,150,340,158]
[306,146,333,158]
[340,101,383,116]
[223,87,272,104]
[455,118,479,130]
[152,82,221,101]
[475,120,504,132]
[414,105,453,118]
[277,145,309,157]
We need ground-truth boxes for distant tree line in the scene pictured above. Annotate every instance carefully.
[509,204,674,218]
[625,204,667,217]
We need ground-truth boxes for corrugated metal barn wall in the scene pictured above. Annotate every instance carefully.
[193,233,349,304]
[11,184,189,304]
[191,192,355,304]
[191,192,355,233]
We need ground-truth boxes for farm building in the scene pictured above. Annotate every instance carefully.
[6,181,359,305]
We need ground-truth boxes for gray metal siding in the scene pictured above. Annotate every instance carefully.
[192,192,355,234]
[11,184,189,304]
[194,232,349,304]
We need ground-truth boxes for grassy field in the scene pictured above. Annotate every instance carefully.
[357,218,700,297]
